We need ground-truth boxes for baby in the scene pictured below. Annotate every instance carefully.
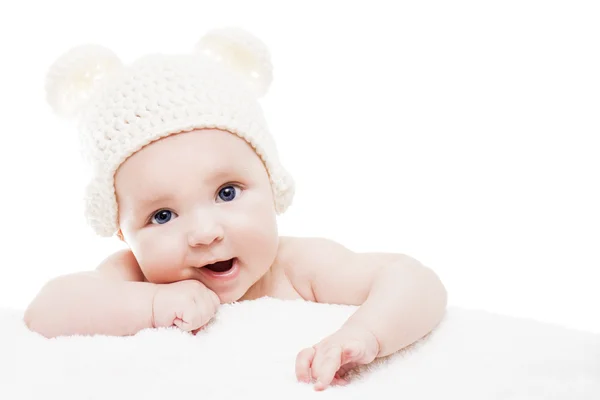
[25,28,448,391]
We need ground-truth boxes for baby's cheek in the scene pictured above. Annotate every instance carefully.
[141,262,176,284]
[239,218,278,264]
[137,241,184,284]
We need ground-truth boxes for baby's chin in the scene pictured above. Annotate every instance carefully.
[214,284,253,304]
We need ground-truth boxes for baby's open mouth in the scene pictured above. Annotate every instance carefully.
[204,258,235,273]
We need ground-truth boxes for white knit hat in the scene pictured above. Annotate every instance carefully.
[45,28,295,237]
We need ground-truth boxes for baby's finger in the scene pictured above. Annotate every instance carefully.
[337,362,358,378]
[192,295,218,327]
[195,309,214,330]
[208,290,221,308]
[295,347,315,383]
[312,346,342,391]
[331,376,349,386]
[178,302,204,331]
[191,326,206,335]
[173,318,188,331]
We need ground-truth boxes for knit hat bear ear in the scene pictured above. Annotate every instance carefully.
[45,45,123,118]
[195,27,273,98]
[46,28,272,118]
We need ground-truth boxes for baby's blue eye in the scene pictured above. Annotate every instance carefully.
[218,185,239,202]
[151,210,175,224]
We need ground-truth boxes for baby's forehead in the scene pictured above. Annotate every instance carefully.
[115,128,268,199]
[127,130,253,167]
[130,157,250,187]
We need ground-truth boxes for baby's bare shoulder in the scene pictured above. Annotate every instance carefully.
[95,248,146,282]
[274,236,357,301]
[275,236,414,305]
[272,236,317,300]
[275,236,345,270]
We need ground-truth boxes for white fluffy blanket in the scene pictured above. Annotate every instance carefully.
[1,298,598,399]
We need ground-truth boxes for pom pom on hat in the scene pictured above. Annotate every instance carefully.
[45,44,123,118]
[196,27,273,98]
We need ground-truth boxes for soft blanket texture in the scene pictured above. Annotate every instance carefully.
[1,298,598,399]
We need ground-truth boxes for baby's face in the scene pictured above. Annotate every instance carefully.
[114,128,279,303]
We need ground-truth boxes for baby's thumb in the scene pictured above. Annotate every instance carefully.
[175,303,199,331]
[173,318,188,331]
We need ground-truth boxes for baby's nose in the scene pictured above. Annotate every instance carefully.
[187,220,224,247]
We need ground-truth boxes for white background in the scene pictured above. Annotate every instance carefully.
[0,1,598,333]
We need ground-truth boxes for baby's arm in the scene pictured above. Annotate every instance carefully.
[284,237,448,357]
[24,249,157,338]
[286,237,447,389]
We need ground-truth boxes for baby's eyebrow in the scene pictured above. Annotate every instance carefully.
[205,167,240,184]
[134,193,174,209]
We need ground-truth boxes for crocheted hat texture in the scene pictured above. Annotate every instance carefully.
[45,28,295,237]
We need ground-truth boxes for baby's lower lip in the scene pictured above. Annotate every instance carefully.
[201,258,240,281]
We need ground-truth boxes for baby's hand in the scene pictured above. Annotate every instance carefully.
[152,280,220,334]
[295,325,380,391]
